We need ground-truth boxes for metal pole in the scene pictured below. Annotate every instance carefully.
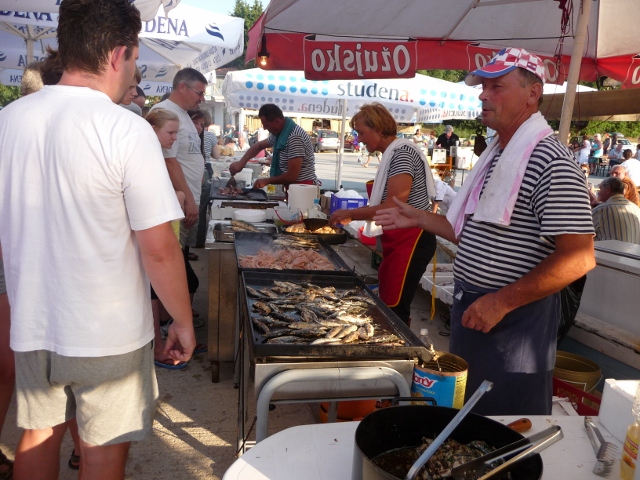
[336,99,347,190]
[557,0,593,145]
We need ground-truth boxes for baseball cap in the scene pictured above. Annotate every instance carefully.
[464,47,546,86]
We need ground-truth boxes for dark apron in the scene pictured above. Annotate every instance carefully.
[379,228,436,324]
[449,279,560,416]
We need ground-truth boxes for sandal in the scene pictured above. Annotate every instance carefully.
[194,343,208,355]
[68,449,80,470]
[0,449,13,479]
[187,252,199,261]
[154,358,188,370]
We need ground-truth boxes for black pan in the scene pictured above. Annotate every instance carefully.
[353,405,543,480]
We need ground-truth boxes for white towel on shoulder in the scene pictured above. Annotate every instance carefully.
[365,138,436,236]
[446,112,553,238]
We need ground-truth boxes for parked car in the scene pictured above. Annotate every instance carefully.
[311,129,340,152]
[616,138,637,156]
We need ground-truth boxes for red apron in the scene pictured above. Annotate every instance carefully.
[378,227,423,307]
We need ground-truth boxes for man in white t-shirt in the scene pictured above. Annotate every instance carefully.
[150,68,208,246]
[0,0,195,477]
[431,178,457,214]
[621,152,640,185]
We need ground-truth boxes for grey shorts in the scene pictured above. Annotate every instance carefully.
[180,220,198,247]
[15,341,158,446]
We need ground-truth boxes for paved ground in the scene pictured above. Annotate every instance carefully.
[0,152,602,478]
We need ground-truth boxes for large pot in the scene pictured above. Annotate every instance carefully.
[352,405,543,480]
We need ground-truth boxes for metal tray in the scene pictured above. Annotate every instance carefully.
[213,221,278,243]
[234,231,351,274]
[241,271,426,360]
[279,225,350,245]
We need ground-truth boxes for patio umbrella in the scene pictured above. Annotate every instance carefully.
[246,0,640,142]
[0,3,244,86]
[0,0,182,22]
[222,68,482,187]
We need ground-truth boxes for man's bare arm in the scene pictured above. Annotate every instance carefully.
[229,139,271,175]
[165,157,198,227]
[135,223,195,361]
[462,233,595,333]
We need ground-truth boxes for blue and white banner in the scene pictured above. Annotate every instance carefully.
[223,69,482,123]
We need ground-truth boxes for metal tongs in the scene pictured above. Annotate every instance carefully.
[405,380,493,480]
[450,425,563,480]
[585,416,618,477]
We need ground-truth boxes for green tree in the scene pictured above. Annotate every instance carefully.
[418,69,467,84]
[0,85,20,107]
[228,0,264,70]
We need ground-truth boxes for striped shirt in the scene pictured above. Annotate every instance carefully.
[381,144,431,210]
[593,194,640,244]
[267,124,317,182]
[203,131,218,163]
[454,136,595,289]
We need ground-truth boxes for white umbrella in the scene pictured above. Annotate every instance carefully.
[246,0,640,144]
[223,68,482,187]
[0,0,182,22]
[0,3,244,86]
[222,69,481,123]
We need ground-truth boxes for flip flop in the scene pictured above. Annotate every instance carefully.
[187,252,199,261]
[154,358,188,370]
[194,343,208,355]
[68,449,80,470]
[193,317,205,328]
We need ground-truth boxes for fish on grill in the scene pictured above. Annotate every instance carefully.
[247,280,403,347]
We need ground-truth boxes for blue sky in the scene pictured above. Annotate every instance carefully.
[181,0,268,16]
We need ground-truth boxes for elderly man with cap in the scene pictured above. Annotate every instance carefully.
[374,47,595,415]
[435,125,460,150]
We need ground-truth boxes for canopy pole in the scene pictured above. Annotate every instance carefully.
[336,99,347,190]
[557,0,592,145]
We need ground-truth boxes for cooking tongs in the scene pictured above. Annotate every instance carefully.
[450,425,563,480]
[585,416,618,477]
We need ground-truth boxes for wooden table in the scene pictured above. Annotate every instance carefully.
[206,242,238,383]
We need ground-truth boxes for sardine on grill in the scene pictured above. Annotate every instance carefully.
[252,301,271,315]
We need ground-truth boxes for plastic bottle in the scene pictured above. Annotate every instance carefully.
[419,328,435,352]
[621,383,640,479]
[307,198,322,218]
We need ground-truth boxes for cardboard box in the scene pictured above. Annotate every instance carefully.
[599,379,639,442]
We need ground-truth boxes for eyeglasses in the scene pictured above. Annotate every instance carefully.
[184,84,205,98]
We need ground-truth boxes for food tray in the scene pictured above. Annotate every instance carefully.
[279,225,350,245]
[234,231,351,274]
[213,222,278,243]
[241,271,426,359]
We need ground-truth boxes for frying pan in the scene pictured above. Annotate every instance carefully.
[352,405,543,480]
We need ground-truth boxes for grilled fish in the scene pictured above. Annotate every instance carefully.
[231,219,259,232]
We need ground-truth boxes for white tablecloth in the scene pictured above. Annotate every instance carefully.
[223,413,621,480]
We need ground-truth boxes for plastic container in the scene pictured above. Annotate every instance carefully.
[330,193,367,214]
[411,352,468,409]
[358,226,377,245]
[233,209,266,223]
[273,206,303,226]
[621,384,640,480]
[553,351,602,393]
[307,198,322,218]
[235,168,253,186]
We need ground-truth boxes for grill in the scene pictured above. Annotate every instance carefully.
[237,271,430,449]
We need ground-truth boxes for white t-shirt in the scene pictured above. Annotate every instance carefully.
[0,85,183,357]
[433,179,457,213]
[622,159,640,185]
[151,99,204,205]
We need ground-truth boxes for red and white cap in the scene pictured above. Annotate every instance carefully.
[464,47,546,86]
